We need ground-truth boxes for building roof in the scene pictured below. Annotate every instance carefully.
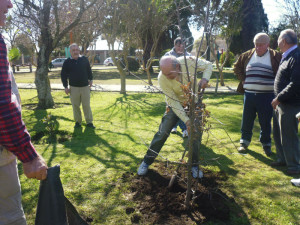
[88,39,123,51]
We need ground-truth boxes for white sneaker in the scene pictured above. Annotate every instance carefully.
[291,178,300,187]
[137,161,149,175]
[171,127,177,134]
[182,130,188,138]
[191,166,204,178]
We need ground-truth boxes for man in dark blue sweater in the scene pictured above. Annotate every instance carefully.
[271,29,300,175]
[61,43,95,128]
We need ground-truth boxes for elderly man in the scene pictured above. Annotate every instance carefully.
[138,55,213,178]
[0,0,48,224]
[234,33,281,156]
[165,37,191,137]
[271,29,300,175]
[61,43,95,129]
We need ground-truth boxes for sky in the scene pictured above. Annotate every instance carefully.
[190,0,286,40]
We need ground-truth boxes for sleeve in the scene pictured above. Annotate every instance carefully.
[86,58,93,81]
[277,57,300,102]
[197,58,213,81]
[0,80,37,163]
[233,54,246,81]
[61,60,69,88]
[159,76,189,123]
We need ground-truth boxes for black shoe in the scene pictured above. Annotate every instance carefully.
[87,123,95,129]
[238,143,247,153]
[74,122,81,128]
[263,146,272,157]
[270,161,286,167]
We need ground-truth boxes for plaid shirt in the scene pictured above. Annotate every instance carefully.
[0,35,37,163]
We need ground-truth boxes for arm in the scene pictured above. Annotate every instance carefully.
[86,57,93,86]
[276,57,300,103]
[61,60,69,90]
[195,58,213,89]
[233,54,246,82]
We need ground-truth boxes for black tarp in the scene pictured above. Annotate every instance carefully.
[35,165,88,225]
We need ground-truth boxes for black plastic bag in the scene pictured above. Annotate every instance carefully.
[35,165,88,225]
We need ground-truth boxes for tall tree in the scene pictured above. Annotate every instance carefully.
[136,0,173,85]
[13,0,100,109]
[230,0,268,54]
[280,0,300,39]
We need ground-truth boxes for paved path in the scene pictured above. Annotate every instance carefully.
[17,83,238,94]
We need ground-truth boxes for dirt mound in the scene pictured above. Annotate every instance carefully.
[122,163,231,224]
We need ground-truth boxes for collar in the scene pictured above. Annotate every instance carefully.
[70,55,82,60]
[282,45,298,60]
[255,49,269,57]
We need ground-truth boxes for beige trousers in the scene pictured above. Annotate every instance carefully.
[0,159,27,225]
[70,86,93,124]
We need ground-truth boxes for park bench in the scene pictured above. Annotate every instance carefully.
[12,64,32,73]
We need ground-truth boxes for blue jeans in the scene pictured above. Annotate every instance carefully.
[143,107,201,165]
[273,104,300,171]
[173,119,187,131]
[240,92,274,147]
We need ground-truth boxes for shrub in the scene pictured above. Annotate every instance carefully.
[151,59,159,67]
[219,51,235,67]
[8,47,21,63]
[119,56,140,72]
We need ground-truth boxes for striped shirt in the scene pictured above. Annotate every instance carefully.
[244,50,275,93]
[0,34,37,163]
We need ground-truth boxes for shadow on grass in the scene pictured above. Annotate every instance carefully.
[63,126,140,169]
[105,93,165,128]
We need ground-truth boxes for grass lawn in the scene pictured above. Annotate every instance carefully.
[13,65,239,88]
[18,89,300,224]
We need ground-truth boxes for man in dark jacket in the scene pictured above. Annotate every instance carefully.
[271,29,300,175]
[234,33,281,156]
[61,43,95,128]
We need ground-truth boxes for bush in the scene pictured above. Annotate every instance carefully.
[9,47,21,63]
[219,51,235,67]
[119,56,140,72]
[151,59,159,67]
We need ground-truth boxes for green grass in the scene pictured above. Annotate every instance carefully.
[13,65,239,88]
[18,89,300,224]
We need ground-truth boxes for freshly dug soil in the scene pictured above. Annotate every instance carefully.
[122,162,231,224]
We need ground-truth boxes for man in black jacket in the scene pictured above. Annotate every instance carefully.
[271,29,300,175]
[61,43,95,128]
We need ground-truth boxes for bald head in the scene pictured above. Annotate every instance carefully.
[160,56,180,80]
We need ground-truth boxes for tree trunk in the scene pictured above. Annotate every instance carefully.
[35,44,54,109]
[120,70,126,94]
[146,68,153,86]
[220,70,225,86]
[206,33,210,61]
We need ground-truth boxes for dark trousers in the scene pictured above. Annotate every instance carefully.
[273,103,300,171]
[240,92,274,146]
[143,107,201,165]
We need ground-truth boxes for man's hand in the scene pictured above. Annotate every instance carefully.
[198,78,208,89]
[271,98,280,109]
[65,88,70,95]
[89,80,93,88]
[23,154,48,180]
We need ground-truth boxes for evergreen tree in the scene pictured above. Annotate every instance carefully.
[230,0,269,54]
